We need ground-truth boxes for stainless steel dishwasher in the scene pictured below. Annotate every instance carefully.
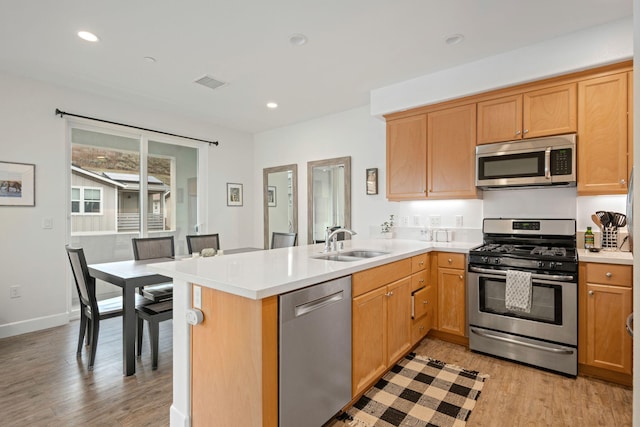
[279,276,352,427]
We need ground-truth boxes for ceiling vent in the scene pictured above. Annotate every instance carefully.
[194,75,226,91]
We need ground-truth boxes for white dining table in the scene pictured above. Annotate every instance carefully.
[88,258,173,376]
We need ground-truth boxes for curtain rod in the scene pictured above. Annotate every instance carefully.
[55,108,219,146]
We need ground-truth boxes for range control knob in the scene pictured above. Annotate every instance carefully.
[549,262,556,269]
[481,256,489,263]
[494,258,501,264]
[537,261,545,268]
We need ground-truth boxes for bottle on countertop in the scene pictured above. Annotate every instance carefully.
[584,226,594,249]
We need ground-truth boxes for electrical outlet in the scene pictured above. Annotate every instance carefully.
[400,216,409,227]
[429,215,441,227]
[455,215,463,228]
[412,215,421,226]
[193,285,202,309]
[10,285,21,299]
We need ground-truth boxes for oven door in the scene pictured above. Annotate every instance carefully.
[468,267,577,346]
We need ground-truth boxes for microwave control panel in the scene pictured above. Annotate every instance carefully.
[550,149,572,175]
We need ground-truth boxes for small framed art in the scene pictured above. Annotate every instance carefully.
[267,186,277,207]
[227,183,243,206]
[366,168,378,195]
[0,161,35,206]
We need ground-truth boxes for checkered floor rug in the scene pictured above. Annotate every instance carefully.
[341,353,488,427]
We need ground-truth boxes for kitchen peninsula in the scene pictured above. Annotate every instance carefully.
[149,238,478,427]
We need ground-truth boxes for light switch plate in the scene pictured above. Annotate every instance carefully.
[429,215,441,227]
[455,215,463,228]
[193,285,202,309]
[42,218,53,229]
[412,215,421,226]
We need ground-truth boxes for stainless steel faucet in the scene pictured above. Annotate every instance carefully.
[324,227,357,252]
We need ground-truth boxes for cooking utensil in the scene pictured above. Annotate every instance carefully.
[591,214,602,228]
[596,211,611,227]
[613,212,627,228]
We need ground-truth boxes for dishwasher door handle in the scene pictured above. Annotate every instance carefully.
[295,291,344,317]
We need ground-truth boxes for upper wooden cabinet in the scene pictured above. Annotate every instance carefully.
[477,83,577,145]
[427,104,478,199]
[577,73,630,195]
[386,115,427,200]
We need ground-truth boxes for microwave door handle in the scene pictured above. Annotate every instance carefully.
[544,147,551,179]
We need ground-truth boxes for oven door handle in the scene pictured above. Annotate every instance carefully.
[470,327,575,355]
[469,266,575,282]
[544,146,552,179]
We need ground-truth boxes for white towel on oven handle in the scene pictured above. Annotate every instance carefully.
[505,269,532,313]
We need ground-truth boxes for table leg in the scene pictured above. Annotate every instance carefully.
[123,284,137,376]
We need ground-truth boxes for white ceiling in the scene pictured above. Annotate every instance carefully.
[0,0,632,134]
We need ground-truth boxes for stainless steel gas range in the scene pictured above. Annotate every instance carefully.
[467,218,578,376]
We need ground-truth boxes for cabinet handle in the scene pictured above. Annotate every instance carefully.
[422,300,428,305]
[448,258,453,264]
[620,179,626,185]
[606,272,612,278]
[589,290,594,296]
[419,261,424,266]
[459,275,463,280]
[419,278,425,284]
[515,130,521,135]
[385,291,394,297]
[523,129,529,134]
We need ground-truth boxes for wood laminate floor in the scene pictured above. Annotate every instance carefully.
[0,318,172,426]
[0,321,633,427]
[330,338,633,427]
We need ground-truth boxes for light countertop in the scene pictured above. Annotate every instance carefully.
[578,248,633,265]
[149,239,479,300]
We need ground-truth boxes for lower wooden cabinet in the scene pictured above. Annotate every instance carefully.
[436,253,467,337]
[578,262,633,384]
[411,283,435,345]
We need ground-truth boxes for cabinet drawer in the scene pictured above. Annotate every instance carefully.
[412,315,431,346]
[413,285,434,320]
[353,258,412,297]
[412,253,428,272]
[585,263,632,287]
[411,270,428,292]
[437,252,465,269]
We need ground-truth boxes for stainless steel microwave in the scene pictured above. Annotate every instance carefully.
[476,134,576,189]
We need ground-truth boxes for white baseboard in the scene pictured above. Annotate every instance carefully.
[170,405,189,427]
[0,312,72,339]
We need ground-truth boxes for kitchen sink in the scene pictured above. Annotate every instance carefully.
[311,250,390,262]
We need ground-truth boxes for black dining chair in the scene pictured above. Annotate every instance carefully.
[131,236,175,302]
[66,245,127,370]
[271,232,297,249]
[136,299,173,370]
[186,233,220,254]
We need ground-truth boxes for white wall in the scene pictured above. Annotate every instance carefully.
[371,17,633,117]
[0,71,255,338]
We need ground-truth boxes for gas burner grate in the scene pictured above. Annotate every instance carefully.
[531,246,567,257]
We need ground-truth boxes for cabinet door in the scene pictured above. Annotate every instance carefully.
[386,277,412,366]
[427,104,478,198]
[352,286,388,397]
[585,283,632,374]
[386,115,427,200]
[437,268,466,336]
[577,73,629,195]
[477,94,522,144]
[523,83,577,139]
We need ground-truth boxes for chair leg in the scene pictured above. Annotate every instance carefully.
[149,319,160,370]
[86,318,92,347]
[88,318,100,371]
[137,317,144,357]
[77,313,88,355]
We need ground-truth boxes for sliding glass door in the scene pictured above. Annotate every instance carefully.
[68,124,201,303]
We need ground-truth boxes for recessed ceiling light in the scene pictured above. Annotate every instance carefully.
[289,33,308,46]
[266,102,278,109]
[445,34,464,45]
[78,31,100,42]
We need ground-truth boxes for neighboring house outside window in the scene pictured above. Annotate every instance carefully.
[71,186,103,215]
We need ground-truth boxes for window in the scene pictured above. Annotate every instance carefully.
[71,186,103,214]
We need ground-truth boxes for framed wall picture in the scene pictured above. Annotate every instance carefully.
[366,168,378,195]
[227,183,243,206]
[267,186,277,207]
[0,161,35,206]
